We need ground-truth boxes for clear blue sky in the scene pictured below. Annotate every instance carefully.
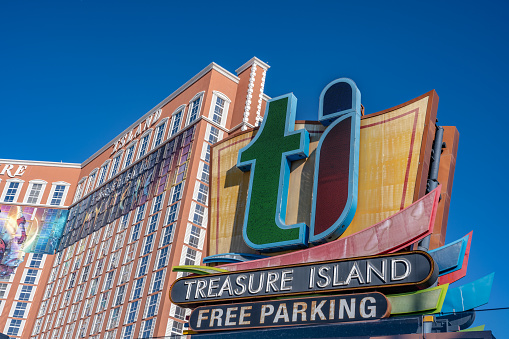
[1,0,508,335]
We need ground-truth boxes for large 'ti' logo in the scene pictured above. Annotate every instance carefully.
[237,78,361,251]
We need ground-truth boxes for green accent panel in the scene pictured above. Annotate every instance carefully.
[239,97,305,246]
[459,325,485,332]
[172,265,229,275]
[387,284,449,315]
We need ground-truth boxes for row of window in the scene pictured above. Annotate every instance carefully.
[72,91,229,205]
[33,116,226,338]
[37,189,177,338]
[1,179,69,206]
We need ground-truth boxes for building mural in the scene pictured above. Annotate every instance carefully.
[0,205,68,277]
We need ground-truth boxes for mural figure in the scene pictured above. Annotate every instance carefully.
[0,207,27,277]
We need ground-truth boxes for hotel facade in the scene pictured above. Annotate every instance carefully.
[0,57,270,339]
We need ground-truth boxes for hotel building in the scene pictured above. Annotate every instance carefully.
[0,57,270,339]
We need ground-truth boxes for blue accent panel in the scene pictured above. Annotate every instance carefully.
[237,93,310,251]
[430,233,469,275]
[202,253,269,264]
[309,79,361,244]
[318,78,361,126]
[441,273,495,313]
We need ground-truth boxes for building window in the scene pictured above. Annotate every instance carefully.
[184,247,197,265]
[118,213,130,232]
[169,106,184,138]
[208,126,220,144]
[130,223,141,243]
[109,151,124,179]
[123,142,137,169]
[64,323,75,339]
[171,320,183,335]
[124,243,137,264]
[75,284,85,302]
[2,179,23,203]
[151,194,164,214]
[48,182,70,206]
[113,233,125,252]
[200,162,210,184]
[119,263,132,285]
[0,283,9,299]
[89,278,99,297]
[189,225,201,248]
[187,93,203,125]
[97,291,110,312]
[152,120,167,149]
[125,300,139,324]
[212,97,225,124]
[147,213,159,235]
[201,143,211,163]
[78,318,89,338]
[131,277,145,300]
[7,319,22,336]
[156,245,170,270]
[196,182,208,205]
[151,269,165,293]
[29,253,44,268]
[192,203,205,226]
[171,182,183,204]
[18,285,33,301]
[141,318,155,338]
[84,170,98,196]
[209,91,231,126]
[134,204,146,224]
[103,271,115,291]
[13,301,28,318]
[96,160,111,188]
[108,306,122,330]
[137,255,150,277]
[145,293,160,318]
[24,269,38,284]
[142,234,154,256]
[174,305,186,320]
[137,131,152,160]
[73,177,87,203]
[122,324,135,339]
[91,312,104,335]
[24,180,47,204]
[160,224,174,247]
[113,284,126,307]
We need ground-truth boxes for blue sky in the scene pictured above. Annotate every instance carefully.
[1,0,508,335]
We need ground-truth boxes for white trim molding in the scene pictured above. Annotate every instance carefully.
[255,68,267,127]
[0,159,80,168]
[242,64,257,130]
[235,56,270,75]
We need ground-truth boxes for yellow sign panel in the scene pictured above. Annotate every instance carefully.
[209,95,432,256]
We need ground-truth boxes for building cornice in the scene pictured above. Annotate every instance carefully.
[235,57,270,75]
[0,159,81,168]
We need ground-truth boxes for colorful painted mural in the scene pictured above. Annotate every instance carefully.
[0,205,68,277]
